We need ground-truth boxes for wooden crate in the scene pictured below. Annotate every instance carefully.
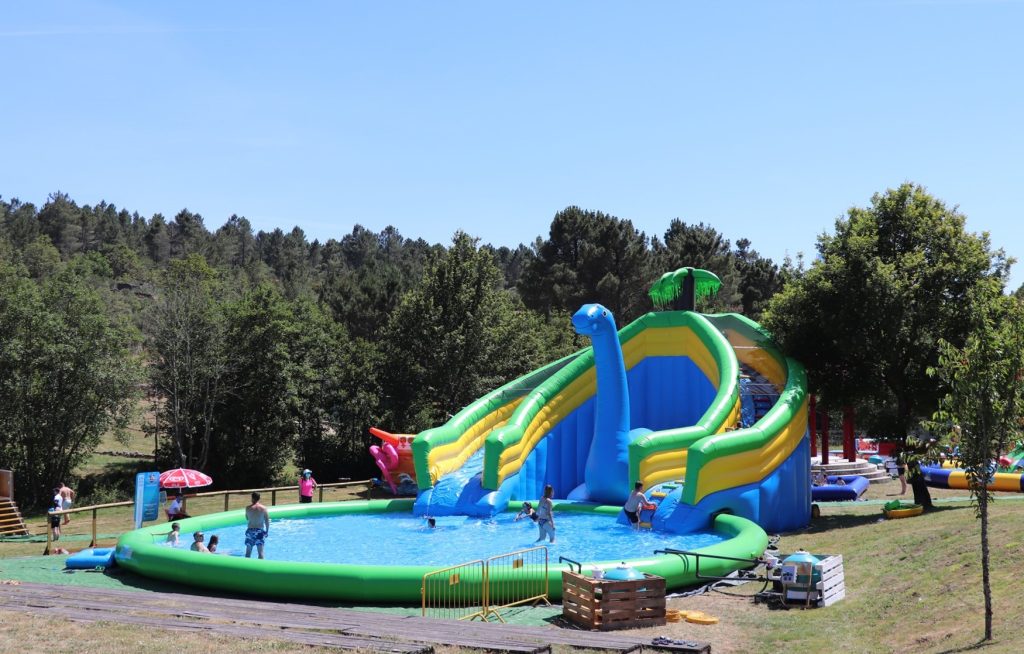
[561,571,666,631]
[783,554,846,608]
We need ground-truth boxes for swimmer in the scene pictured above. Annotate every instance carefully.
[191,531,209,553]
[166,522,181,545]
[514,501,538,522]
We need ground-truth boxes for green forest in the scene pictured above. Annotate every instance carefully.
[0,192,791,508]
[2,187,1018,510]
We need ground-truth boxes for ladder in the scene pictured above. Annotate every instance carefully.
[0,497,29,536]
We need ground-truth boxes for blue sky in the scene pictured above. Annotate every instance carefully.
[2,1,1021,287]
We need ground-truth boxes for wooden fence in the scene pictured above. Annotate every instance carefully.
[42,479,373,555]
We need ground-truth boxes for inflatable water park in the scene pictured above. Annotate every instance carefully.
[114,267,811,602]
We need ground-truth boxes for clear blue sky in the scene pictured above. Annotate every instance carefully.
[2,1,1021,287]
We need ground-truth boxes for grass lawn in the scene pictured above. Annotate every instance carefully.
[4,474,1022,653]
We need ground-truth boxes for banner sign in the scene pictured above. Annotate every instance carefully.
[133,471,161,528]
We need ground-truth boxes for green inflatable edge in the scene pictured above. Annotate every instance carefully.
[116,500,768,602]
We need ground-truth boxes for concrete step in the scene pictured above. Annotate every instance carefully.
[812,459,893,484]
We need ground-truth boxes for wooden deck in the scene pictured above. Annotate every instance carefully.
[0,582,710,653]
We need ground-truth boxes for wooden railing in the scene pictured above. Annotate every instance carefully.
[43,479,373,555]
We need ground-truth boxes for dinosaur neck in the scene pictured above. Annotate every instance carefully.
[590,324,630,439]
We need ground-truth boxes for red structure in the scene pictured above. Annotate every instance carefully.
[808,395,818,458]
[842,406,856,462]
[820,411,830,465]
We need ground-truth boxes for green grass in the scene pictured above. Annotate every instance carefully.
[7,456,1023,654]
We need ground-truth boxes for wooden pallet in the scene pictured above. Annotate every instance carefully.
[782,554,845,608]
[562,571,666,631]
[0,498,28,537]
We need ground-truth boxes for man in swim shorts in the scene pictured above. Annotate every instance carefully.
[244,491,270,559]
[623,481,645,529]
[58,482,75,525]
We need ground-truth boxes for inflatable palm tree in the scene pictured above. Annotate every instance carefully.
[648,267,722,311]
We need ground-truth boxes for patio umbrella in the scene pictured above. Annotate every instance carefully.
[159,468,213,490]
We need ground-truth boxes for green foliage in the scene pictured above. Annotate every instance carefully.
[518,206,652,322]
[927,290,1024,509]
[763,183,1012,443]
[734,238,783,319]
[149,255,227,471]
[207,286,303,488]
[316,225,435,339]
[3,189,792,495]
[21,235,62,279]
[924,287,1024,642]
[383,232,560,431]
[0,262,141,508]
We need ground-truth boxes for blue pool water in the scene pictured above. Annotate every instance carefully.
[173,512,726,566]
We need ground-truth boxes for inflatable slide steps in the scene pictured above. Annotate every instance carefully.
[739,364,780,423]
[638,481,684,528]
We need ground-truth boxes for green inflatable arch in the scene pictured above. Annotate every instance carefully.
[115,500,768,602]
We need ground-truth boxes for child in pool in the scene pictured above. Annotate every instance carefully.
[514,501,538,522]
[166,522,181,545]
[208,534,220,553]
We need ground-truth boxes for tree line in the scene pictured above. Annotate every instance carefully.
[0,194,788,507]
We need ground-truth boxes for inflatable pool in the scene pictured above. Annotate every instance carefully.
[811,475,869,502]
[66,547,116,569]
[883,502,923,519]
[115,499,768,602]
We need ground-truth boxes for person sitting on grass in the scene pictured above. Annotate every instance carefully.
[166,522,181,545]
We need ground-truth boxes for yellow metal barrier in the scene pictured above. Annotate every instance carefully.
[483,546,551,622]
[421,559,488,621]
[421,546,550,622]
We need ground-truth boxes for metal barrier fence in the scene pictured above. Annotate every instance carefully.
[421,559,488,621]
[422,546,550,623]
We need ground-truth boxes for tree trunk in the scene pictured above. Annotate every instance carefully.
[980,488,993,640]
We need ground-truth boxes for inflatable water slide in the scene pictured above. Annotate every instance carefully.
[407,268,811,535]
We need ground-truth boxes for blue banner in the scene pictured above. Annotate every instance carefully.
[134,471,161,528]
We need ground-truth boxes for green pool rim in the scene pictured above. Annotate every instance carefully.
[115,499,768,602]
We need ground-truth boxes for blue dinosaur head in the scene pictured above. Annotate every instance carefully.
[572,303,615,336]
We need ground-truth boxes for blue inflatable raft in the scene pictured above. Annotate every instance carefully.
[65,547,116,570]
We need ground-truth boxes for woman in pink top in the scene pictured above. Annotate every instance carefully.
[299,469,317,503]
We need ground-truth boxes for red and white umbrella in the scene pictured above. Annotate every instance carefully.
[159,468,213,489]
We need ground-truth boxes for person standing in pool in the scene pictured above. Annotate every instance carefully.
[535,485,555,544]
[623,481,646,530]
[244,492,270,559]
